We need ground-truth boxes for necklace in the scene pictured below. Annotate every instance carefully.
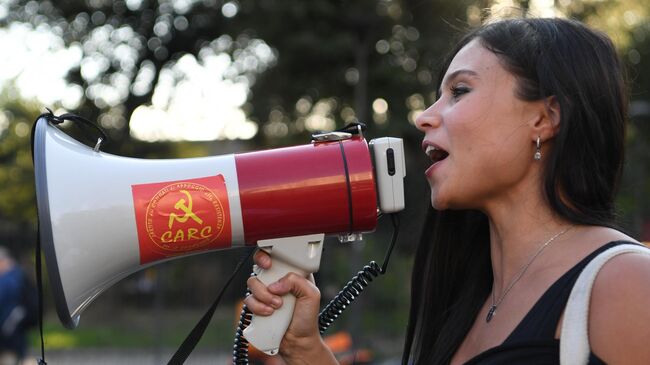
[486,226,572,323]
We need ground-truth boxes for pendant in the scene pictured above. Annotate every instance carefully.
[486,305,497,323]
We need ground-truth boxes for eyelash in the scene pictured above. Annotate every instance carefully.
[450,85,470,98]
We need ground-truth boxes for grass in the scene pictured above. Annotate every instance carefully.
[29,307,239,350]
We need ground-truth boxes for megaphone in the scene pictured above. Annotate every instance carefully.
[33,116,405,354]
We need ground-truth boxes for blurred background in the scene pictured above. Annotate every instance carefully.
[0,0,648,363]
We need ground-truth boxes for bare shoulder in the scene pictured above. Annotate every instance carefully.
[589,241,650,364]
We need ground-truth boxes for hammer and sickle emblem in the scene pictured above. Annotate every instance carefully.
[168,190,204,229]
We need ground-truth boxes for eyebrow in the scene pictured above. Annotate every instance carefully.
[441,69,479,88]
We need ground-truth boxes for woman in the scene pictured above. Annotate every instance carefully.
[245,18,650,364]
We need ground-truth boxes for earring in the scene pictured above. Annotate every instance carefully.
[534,136,542,160]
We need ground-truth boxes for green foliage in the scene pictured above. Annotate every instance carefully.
[0,86,40,224]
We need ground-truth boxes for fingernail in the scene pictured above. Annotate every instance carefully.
[271,297,282,308]
[262,305,274,315]
[268,281,281,291]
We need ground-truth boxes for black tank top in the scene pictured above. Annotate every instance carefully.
[463,241,635,365]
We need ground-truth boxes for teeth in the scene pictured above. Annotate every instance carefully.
[425,145,449,163]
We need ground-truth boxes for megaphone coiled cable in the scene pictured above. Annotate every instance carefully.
[232,286,254,364]
[317,261,382,334]
[232,213,400,363]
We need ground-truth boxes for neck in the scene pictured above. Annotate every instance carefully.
[483,187,571,296]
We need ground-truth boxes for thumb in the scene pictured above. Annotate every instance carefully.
[268,273,320,302]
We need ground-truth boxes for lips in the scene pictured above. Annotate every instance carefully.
[422,141,449,178]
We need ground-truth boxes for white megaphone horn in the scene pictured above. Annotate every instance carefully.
[33,116,405,355]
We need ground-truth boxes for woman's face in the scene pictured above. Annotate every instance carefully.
[416,39,544,211]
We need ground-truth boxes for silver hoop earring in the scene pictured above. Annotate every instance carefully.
[534,136,542,161]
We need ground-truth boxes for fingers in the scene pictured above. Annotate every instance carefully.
[246,272,322,343]
[245,275,283,315]
[244,273,320,317]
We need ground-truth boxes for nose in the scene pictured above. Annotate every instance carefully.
[415,103,441,132]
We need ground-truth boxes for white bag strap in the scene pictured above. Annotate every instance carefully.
[560,244,650,365]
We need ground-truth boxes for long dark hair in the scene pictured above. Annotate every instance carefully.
[402,18,627,364]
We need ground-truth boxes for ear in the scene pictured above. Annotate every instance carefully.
[530,96,561,142]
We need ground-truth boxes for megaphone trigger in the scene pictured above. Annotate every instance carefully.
[243,233,325,355]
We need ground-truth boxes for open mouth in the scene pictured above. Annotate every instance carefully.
[425,145,449,164]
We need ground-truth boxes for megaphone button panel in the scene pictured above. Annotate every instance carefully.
[386,148,396,176]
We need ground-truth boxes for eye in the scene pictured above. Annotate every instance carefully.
[450,85,470,99]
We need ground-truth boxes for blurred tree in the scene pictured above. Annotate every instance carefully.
[0,0,478,148]
[0,85,40,254]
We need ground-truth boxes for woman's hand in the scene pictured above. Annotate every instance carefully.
[244,250,339,365]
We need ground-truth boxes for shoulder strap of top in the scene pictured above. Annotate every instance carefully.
[560,243,650,365]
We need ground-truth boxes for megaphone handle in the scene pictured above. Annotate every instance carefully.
[243,234,325,356]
